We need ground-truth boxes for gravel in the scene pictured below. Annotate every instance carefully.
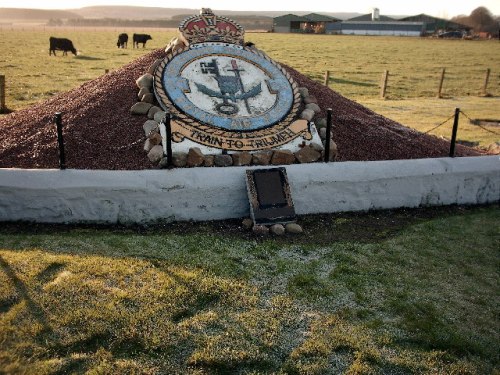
[0,49,482,170]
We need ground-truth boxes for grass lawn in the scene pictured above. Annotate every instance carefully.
[0,205,498,374]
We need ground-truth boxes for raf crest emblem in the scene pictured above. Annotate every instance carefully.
[154,9,311,151]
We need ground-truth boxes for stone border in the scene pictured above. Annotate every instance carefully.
[0,156,498,224]
[132,45,335,168]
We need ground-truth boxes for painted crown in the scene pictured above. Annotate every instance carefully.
[179,9,244,46]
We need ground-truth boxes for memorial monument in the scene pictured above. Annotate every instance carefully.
[151,9,322,158]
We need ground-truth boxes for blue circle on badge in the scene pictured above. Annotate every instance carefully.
[160,44,294,132]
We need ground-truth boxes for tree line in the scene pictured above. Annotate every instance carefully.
[452,7,499,36]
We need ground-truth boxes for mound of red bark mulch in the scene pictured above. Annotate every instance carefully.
[0,49,482,170]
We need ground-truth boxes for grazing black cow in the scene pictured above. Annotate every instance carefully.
[117,33,128,48]
[49,37,77,56]
[133,33,152,48]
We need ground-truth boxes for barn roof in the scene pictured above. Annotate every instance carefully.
[398,13,471,30]
[347,13,396,21]
[303,13,341,22]
[273,14,309,24]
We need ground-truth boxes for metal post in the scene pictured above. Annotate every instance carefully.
[482,68,490,96]
[0,75,5,112]
[324,108,332,162]
[449,108,460,157]
[437,68,445,98]
[324,70,330,86]
[54,112,66,169]
[164,113,173,167]
[380,70,389,99]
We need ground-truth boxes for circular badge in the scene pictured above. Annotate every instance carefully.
[155,43,298,132]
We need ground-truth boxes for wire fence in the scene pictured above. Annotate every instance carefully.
[424,109,500,136]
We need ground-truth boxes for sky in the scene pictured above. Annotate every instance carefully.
[1,0,499,18]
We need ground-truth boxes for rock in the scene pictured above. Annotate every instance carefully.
[270,224,285,235]
[165,37,186,54]
[187,147,204,167]
[147,145,164,163]
[242,218,253,230]
[285,223,303,234]
[143,139,153,152]
[148,132,163,146]
[172,152,187,167]
[252,150,273,165]
[305,103,321,113]
[315,117,327,129]
[137,87,150,100]
[298,87,309,98]
[319,127,327,140]
[147,58,163,75]
[143,120,159,137]
[231,152,252,166]
[300,109,315,122]
[158,157,170,169]
[203,155,215,167]
[310,142,324,152]
[487,142,500,154]
[304,95,318,104]
[147,106,162,119]
[271,150,295,165]
[141,93,155,104]
[252,225,269,235]
[153,111,167,123]
[295,146,321,163]
[130,102,153,115]
[214,154,233,167]
[136,73,153,89]
[325,139,339,161]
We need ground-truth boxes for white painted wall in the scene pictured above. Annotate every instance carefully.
[0,156,498,224]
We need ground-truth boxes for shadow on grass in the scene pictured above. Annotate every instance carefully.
[330,78,377,87]
[0,205,494,247]
[75,55,105,61]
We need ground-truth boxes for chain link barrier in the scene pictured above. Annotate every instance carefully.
[424,110,500,136]
[459,110,500,136]
[422,113,455,134]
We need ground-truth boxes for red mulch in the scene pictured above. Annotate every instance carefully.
[0,49,482,170]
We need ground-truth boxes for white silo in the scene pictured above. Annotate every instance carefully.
[372,8,380,21]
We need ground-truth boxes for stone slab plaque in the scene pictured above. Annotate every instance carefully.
[246,167,296,225]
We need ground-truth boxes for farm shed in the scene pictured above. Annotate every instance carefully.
[327,21,425,36]
[272,13,340,33]
[399,14,471,34]
[301,13,341,33]
[272,14,309,33]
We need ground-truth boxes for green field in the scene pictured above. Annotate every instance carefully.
[0,29,499,147]
[1,206,499,374]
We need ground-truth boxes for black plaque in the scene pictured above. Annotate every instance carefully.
[246,167,296,225]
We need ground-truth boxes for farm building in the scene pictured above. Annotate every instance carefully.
[326,21,426,36]
[273,9,470,37]
[272,14,310,33]
[399,14,471,34]
[272,13,340,33]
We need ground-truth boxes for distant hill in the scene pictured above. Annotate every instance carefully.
[0,6,362,23]
[0,8,81,20]
[69,6,362,21]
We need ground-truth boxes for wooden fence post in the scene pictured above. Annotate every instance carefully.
[481,68,490,96]
[105,69,109,74]
[437,68,446,98]
[324,70,330,86]
[0,75,5,112]
[380,70,389,99]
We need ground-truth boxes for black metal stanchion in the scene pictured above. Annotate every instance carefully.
[54,112,66,170]
[164,113,173,167]
[324,108,333,163]
[449,108,460,157]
